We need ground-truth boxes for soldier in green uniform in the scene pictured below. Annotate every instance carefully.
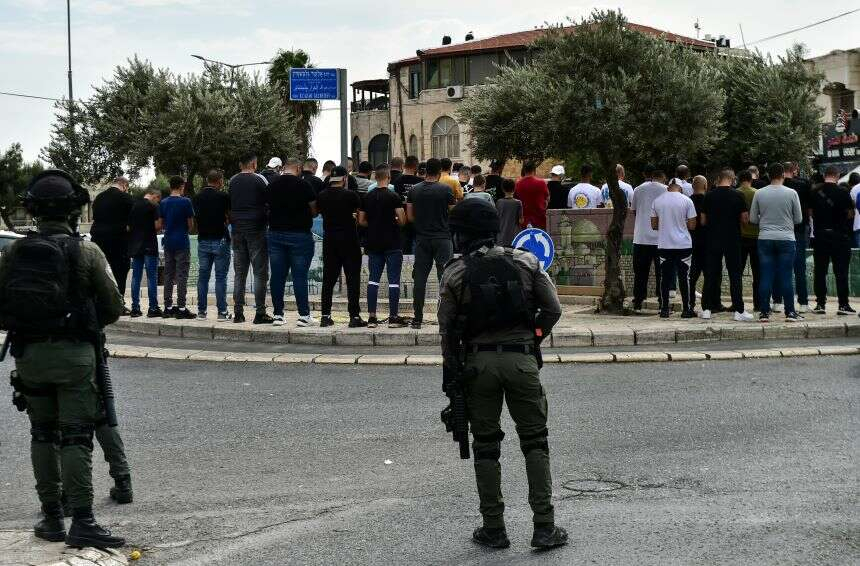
[0,170,125,548]
[438,198,568,550]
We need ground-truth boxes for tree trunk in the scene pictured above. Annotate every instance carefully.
[598,155,628,314]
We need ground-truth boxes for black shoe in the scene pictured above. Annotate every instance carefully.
[410,318,422,329]
[34,502,65,542]
[233,311,246,323]
[659,309,670,318]
[531,524,569,549]
[837,305,856,316]
[367,316,379,328]
[472,526,510,549]
[121,306,131,316]
[253,313,274,325]
[319,316,334,328]
[349,316,368,328]
[388,316,409,328]
[109,475,133,504]
[129,308,143,318]
[759,311,770,323]
[785,311,804,322]
[162,306,177,318]
[147,307,163,318]
[812,304,827,315]
[681,309,696,319]
[712,304,728,314]
[174,307,195,320]
[66,509,125,549]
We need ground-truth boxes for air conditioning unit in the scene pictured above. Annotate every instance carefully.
[446,85,464,100]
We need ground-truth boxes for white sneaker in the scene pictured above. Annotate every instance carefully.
[695,291,702,299]
[272,315,285,326]
[733,311,754,322]
[297,315,316,327]
[699,309,712,320]
[669,290,677,298]
[771,302,783,314]
[797,304,808,314]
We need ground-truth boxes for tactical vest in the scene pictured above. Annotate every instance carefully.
[462,248,531,338]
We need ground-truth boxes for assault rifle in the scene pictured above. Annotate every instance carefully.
[94,331,118,427]
[441,323,471,460]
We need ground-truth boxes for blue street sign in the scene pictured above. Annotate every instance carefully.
[289,68,339,101]
[511,228,555,271]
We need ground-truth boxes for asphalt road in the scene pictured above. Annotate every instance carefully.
[0,356,857,565]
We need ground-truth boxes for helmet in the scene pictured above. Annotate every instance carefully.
[449,198,500,235]
[24,169,90,219]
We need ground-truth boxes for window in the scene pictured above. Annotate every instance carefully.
[426,59,439,89]
[425,57,465,89]
[431,116,460,159]
[352,137,362,162]
[368,134,390,167]
[409,66,422,98]
[408,134,418,158]
[467,53,498,85]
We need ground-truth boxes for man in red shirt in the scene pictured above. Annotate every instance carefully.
[514,161,550,230]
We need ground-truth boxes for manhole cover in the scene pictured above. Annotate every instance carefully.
[562,479,625,494]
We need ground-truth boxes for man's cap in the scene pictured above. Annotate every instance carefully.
[551,165,565,177]
[329,166,348,182]
[267,157,283,168]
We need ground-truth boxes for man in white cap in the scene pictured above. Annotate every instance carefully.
[547,165,569,209]
[600,164,634,207]
[261,157,282,184]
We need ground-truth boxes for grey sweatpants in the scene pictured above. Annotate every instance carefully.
[164,248,191,309]
[232,229,269,315]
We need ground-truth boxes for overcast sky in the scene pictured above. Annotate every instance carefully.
[1,0,858,170]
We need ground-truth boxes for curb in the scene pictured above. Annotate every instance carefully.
[109,344,860,365]
[111,317,860,349]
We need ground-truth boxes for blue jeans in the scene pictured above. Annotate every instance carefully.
[197,238,231,315]
[130,254,159,311]
[367,249,403,316]
[774,230,809,306]
[758,239,796,316]
[268,230,315,316]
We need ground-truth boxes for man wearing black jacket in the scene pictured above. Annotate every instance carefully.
[90,176,134,312]
[301,158,325,196]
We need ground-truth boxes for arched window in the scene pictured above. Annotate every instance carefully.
[431,116,460,159]
[352,137,362,162]
[368,134,390,167]
[408,134,418,158]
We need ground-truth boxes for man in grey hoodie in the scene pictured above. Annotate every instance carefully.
[749,162,803,323]
[353,160,375,194]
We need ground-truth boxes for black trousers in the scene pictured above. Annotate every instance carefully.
[813,236,851,307]
[689,243,706,308]
[632,243,662,308]
[93,236,129,297]
[703,242,745,313]
[321,235,362,318]
[740,238,761,311]
[659,248,692,312]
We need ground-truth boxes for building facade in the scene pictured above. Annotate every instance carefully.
[350,24,713,168]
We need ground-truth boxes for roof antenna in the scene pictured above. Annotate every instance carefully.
[694,18,701,39]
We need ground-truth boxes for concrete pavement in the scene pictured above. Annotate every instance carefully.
[0,356,857,564]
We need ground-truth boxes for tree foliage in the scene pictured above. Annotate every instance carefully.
[0,143,44,229]
[459,10,725,313]
[43,56,299,189]
[709,45,823,170]
[268,49,320,158]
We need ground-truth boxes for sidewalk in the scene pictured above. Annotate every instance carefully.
[114,296,860,349]
[0,529,129,566]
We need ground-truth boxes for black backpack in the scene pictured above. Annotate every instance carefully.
[463,248,532,337]
[0,233,82,335]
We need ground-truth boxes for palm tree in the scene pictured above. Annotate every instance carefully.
[268,49,320,158]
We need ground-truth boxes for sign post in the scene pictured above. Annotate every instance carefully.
[289,67,349,167]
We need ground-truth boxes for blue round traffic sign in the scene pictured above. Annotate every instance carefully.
[511,228,555,270]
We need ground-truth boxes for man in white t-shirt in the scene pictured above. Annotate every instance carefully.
[630,168,668,312]
[851,181,860,248]
[600,164,634,207]
[567,164,603,209]
[676,164,694,197]
[651,177,697,318]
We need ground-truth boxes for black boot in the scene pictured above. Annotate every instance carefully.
[66,508,125,549]
[109,475,133,504]
[34,501,66,542]
[531,524,568,549]
[472,526,510,549]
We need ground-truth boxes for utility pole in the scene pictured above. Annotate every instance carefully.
[338,68,348,168]
[66,0,73,103]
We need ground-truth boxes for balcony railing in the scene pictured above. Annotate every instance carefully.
[351,97,390,112]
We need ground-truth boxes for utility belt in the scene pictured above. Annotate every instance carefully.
[470,344,535,355]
